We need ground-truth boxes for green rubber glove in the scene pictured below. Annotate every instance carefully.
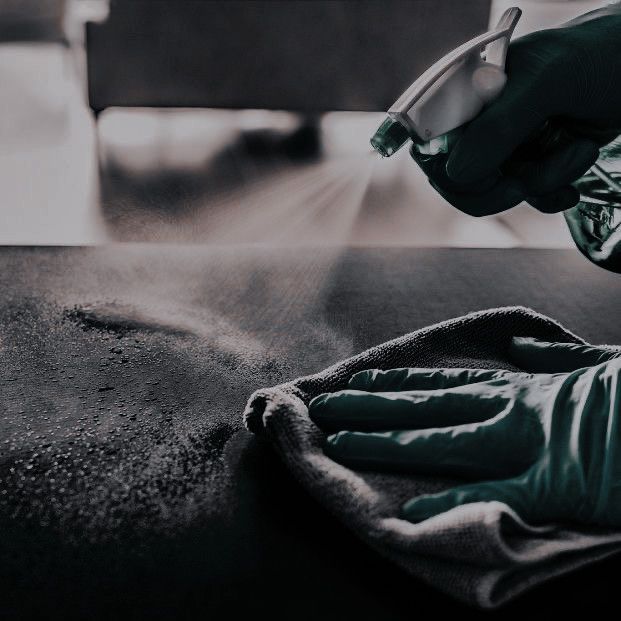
[309,337,621,526]
[411,8,621,216]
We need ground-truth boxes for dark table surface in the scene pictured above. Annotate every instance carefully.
[1,245,619,619]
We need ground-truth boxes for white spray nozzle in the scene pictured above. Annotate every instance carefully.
[394,6,521,141]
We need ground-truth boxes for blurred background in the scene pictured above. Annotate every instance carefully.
[0,0,604,245]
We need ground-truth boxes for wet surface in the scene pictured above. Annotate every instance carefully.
[0,245,620,619]
[65,303,197,337]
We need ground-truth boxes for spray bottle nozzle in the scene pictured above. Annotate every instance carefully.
[370,117,411,158]
[371,8,522,159]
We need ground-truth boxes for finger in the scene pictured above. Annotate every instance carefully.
[401,476,532,523]
[510,336,621,373]
[526,185,580,214]
[430,176,528,217]
[412,147,527,217]
[348,368,521,392]
[510,138,600,196]
[324,413,536,479]
[411,149,498,195]
[309,384,507,432]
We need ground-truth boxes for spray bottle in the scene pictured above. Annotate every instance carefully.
[370,7,621,273]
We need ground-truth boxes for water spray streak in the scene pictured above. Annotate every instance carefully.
[183,152,377,246]
[70,152,377,362]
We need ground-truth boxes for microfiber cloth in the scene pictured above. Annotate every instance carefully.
[243,306,621,609]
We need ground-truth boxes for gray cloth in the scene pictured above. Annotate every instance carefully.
[243,306,621,609]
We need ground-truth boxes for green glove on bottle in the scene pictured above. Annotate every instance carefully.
[412,7,621,216]
[309,337,621,526]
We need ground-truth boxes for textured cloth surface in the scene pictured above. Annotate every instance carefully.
[2,246,621,619]
[244,307,621,608]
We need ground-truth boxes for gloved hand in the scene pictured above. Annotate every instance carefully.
[309,337,621,527]
[412,8,621,216]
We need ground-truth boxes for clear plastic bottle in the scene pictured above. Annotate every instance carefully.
[566,137,621,273]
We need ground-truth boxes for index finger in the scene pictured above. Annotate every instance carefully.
[347,368,519,392]
[509,337,621,373]
[309,383,508,433]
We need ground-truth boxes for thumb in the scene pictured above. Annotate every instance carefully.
[401,477,531,523]
[509,336,621,373]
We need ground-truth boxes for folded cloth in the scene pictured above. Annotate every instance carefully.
[243,306,621,609]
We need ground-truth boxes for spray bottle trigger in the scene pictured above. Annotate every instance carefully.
[370,7,521,159]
